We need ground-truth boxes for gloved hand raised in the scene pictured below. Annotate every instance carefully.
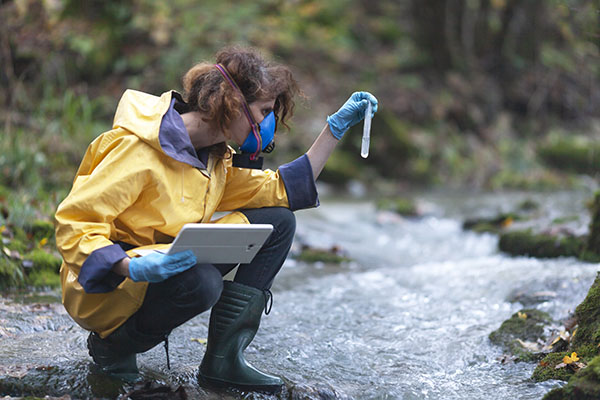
[128,250,197,283]
[327,91,378,140]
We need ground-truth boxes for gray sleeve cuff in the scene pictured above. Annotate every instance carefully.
[78,244,128,293]
[279,154,320,211]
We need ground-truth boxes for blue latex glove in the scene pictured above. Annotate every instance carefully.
[128,250,197,283]
[327,91,378,140]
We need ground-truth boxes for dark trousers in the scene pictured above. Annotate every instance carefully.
[123,207,295,341]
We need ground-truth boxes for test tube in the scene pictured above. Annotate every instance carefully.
[361,102,372,158]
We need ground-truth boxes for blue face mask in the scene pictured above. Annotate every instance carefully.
[239,111,276,155]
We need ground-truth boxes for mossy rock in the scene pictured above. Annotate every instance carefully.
[587,192,600,254]
[543,355,600,400]
[23,249,62,273]
[498,230,586,259]
[489,309,552,361]
[533,273,600,383]
[463,213,520,234]
[295,248,351,264]
[517,199,540,212]
[572,273,600,349]
[532,352,578,382]
[538,139,600,175]
[376,197,419,217]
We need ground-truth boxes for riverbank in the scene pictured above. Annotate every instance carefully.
[1,192,598,399]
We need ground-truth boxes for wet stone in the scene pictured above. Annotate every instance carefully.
[507,290,558,306]
[489,309,553,362]
[0,361,353,400]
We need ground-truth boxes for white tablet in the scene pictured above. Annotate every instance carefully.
[163,223,273,264]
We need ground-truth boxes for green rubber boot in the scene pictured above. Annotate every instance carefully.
[87,323,160,382]
[199,281,284,393]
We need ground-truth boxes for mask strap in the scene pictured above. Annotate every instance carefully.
[214,64,262,160]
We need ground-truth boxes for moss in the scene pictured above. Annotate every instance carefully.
[25,219,55,241]
[533,352,576,382]
[463,213,520,234]
[572,273,600,349]
[13,227,29,244]
[376,197,419,217]
[518,199,540,212]
[579,251,600,263]
[5,238,29,254]
[533,274,600,384]
[0,256,25,289]
[23,249,62,273]
[490,309,552,345]
[295,249,351,264]
[26,268,60,288]
[542,355,600,399]
[538,139,600,175]
[489,309,552,360]
[587,192,600,254]
[498,230,586,259]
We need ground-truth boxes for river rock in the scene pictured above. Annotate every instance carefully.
[533,272,600,384]
[0,361,353,400]
[498,229,586,259]
[542,354,600,400]
[489,308,553,362]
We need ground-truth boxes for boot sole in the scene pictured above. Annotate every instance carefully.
[198,373,283,394]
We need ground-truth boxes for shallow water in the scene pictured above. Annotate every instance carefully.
[1,191,598,399]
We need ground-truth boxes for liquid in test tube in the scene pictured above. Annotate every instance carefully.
[361,102,372,158]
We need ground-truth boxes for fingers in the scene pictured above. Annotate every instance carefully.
[170,249,197,262]
[352,92,379,114]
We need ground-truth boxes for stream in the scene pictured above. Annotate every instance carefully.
[0,190,598,399]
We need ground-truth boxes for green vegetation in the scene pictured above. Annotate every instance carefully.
[489,309,553,362]
[533,273,600,384]
[491,191,600,262]
[463,213,521,234]
[0,0,599,287]
[376,197,419,217]
[2,0,599,194]
[295,248,351,264]
[538,137,600,176]
[498,230,586,259]
[543,355,600,400]
[587,192,600,255]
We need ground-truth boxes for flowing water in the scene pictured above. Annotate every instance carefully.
[1,191,598,399]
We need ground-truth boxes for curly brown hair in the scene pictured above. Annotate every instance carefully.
[182,46,300,157]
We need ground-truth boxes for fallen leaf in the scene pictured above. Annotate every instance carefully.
[501,217,513,228]
[555,362,567,369]
[515,338,542,352]
[563,352,579,364]
[539,360,549,367]
[574,361,587,371]
[39,238,48,246]
[190,337,207,344]
[518,312,528,320]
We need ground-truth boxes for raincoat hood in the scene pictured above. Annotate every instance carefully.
[113,89,206,169]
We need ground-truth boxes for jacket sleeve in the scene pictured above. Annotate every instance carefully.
[217,154,319,212]
[55,134,151,293]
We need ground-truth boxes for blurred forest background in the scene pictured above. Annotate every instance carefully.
[1,0,600,216]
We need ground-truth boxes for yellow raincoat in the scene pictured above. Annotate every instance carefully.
[55,90,317,338]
